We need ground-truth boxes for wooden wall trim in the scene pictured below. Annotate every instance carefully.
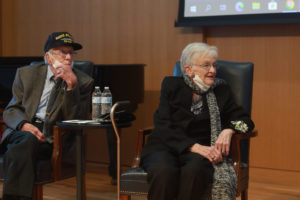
[206,25,300,172]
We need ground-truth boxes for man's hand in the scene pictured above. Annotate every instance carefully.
[21,122,46,142]
[55,64,78,90]
[190,143,222,164]
[215,128,235,156]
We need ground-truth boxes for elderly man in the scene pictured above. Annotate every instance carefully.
[0,32,93,200]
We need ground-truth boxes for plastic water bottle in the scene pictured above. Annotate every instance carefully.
[101,86,112,115]
[92,86,102,120]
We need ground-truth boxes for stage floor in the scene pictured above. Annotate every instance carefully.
[0,163,299,200]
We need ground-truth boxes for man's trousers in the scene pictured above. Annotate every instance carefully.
[2,131,52,198]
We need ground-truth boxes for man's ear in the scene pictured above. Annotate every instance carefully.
[45,52,52,65]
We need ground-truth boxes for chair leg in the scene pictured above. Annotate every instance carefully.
[120,194,131,200]
[82,174,87,200]
[33,185,43,200]
[241,189,248,200]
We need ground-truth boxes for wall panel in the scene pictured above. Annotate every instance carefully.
[206,25,300,171]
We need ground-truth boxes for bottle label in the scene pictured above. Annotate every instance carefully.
[101,97,112,103]
[92,97,101,103]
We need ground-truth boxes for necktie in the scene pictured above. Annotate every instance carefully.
[46,78,63,115]
[43,78,64,141]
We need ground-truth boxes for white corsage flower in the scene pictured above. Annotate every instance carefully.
[230,120,249,134]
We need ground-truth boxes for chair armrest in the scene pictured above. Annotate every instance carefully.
[231,129,257,196]
[232,130,258,166]
[131,127,153,168]
[51,125,67,181]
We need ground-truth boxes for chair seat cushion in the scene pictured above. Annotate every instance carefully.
[120,167,149,195]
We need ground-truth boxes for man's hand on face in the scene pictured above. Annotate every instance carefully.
[48,46,78,90]
[54,63,78,90]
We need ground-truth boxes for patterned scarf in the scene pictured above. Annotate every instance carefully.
[183,75,237,200]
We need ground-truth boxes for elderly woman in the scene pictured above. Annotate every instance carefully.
[140,42,255,200]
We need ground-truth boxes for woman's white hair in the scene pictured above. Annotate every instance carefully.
[180,42,218,75]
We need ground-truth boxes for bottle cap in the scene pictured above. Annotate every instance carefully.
[104,86,109,89]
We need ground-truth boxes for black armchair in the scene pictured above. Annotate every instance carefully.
[119,60,257,200]
[0,60,94,200]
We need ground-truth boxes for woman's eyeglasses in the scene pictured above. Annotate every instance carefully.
[191,63,218,71]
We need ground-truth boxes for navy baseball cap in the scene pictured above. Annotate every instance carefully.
[44,32,82,53]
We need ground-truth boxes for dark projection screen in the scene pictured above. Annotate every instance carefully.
[175,0,300,26]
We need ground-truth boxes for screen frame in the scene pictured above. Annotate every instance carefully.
[175,0,300,27]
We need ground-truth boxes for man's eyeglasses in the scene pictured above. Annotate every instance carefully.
[50,49,77,59]
[191,63,218,71]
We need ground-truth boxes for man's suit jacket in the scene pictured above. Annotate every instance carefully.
[1,63,93,143]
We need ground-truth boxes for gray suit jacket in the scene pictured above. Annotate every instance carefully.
[1,63,93,143]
